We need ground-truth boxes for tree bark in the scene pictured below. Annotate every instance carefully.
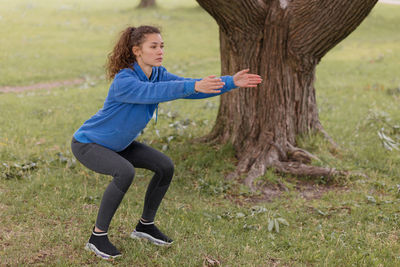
[138,0,156,8]
[196,0,378,185]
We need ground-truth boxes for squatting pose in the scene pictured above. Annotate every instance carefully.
[71,25,262,259]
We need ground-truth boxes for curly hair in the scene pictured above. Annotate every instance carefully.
[106,25,161,80]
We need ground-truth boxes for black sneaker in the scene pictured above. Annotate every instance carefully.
[130,219,173,246]
[85,228,121,260]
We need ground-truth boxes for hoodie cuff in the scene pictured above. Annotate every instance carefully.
[183,80,197,96]
[222,76,237,90]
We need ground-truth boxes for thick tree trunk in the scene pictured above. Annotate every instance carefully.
[196,0,378,185]
[138,0,156,8]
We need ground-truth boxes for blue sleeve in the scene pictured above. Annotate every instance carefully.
[184,76,236,99]
[160,68,237,100]
[112,71,197,104]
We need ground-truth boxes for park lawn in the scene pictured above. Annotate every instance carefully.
[1,0,400,266]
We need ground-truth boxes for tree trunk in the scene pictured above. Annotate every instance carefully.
[138,0,156,8]
[196,0,378,186]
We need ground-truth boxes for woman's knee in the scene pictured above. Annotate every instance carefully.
[158,158,174,186]
[114,163,135,192]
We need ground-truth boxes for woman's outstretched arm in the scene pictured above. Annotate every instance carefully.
[161,67,262,99]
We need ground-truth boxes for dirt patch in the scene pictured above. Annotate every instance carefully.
[227,179,348,205]
[0,78,85,93]
[295,180,348,200]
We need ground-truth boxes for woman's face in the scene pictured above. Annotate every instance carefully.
[133,33,164,68]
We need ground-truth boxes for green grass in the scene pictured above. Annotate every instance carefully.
[1,0,400,266]
[0,0,217,86]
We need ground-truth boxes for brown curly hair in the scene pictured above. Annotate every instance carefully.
[106,25,161,80]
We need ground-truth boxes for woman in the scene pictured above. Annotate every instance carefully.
[71,25,262,259]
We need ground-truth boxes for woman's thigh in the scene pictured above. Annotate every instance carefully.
[117,141,173,173]
[71,138,133,176]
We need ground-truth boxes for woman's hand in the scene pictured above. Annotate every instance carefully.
[195,75,225,93]
[233,69,262,88]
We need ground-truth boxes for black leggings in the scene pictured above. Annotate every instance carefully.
[71,138,174,232]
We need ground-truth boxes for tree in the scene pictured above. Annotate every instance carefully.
[196,0,378,188]
[138,0,156,8]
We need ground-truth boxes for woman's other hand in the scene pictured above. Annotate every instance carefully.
[233,69,262,88]
[195,75,225,93]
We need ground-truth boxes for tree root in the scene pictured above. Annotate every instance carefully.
[274,161,346,178]
[286,142,321,164]
[198,126,366,193]
[230,143,367,192]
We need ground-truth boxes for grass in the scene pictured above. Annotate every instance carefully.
[0,0,218,86]
[1,0,400,266]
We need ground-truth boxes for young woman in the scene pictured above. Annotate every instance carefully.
[71,25,262,259]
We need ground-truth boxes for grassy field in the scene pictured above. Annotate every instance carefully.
[1,0,400,266]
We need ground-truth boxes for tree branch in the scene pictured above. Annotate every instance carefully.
[288,0,378,64]
[196,0,268,33]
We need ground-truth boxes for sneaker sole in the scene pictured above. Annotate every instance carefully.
[85,243,121,260]
[130,230,173,246]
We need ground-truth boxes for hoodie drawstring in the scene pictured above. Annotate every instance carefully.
[155,104,159,124]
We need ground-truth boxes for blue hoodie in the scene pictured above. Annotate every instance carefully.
[73,62,237,152]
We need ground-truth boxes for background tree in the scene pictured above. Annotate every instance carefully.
[196,0,379,188]
[138,0,156,8]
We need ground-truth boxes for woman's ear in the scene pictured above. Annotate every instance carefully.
[132,46,141,57]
